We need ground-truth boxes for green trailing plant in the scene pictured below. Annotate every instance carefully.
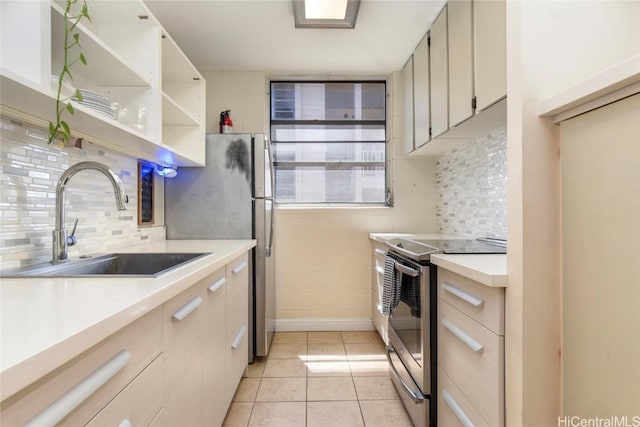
[48,0,91,145]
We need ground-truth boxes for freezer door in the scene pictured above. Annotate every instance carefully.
[165,134,253,239]
[252,134,274,199]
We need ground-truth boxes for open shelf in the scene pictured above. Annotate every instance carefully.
[162,92,199,126]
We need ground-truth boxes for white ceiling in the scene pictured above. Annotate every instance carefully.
[144,0,446,75]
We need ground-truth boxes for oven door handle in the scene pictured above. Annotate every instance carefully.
[386,345,426,402]
[394,262,420,277]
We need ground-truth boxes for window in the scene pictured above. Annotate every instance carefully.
[270,81,387,204]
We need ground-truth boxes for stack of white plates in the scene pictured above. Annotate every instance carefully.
[74,89,116,120]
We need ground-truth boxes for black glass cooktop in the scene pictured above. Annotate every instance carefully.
[416,239,506,254]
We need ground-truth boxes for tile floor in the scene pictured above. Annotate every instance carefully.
[222,331,414,427]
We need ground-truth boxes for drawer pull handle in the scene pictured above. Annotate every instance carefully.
[208,277,226,293]
[119,419,132,427]
[375,266,385,274]
[441,319,484,352]
[232,325,247,349]
[172,296,203,321]
[232,261,248,275]
[375,248,387,256]
[442,282,484,307]
[442,390,475,427]
[25,350,131,427]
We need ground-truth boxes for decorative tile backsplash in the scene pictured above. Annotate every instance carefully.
[0,116,165,270]
[436,128,507,239]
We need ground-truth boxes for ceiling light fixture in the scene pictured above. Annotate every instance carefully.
[292,0,360,29]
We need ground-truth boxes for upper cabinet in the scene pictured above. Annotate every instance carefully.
[474,0,506,111]
[0,0,205,167]
[413,33,431,149]
[430,6,449,138]
[448,0,474,127]
[404,0,506,157]
[402,56,415,155]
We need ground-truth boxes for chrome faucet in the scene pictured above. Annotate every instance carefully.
[52,161,128,263]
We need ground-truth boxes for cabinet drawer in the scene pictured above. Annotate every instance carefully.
[0,308,162,426]
[438,268,504,334]
[438,367,489,427]
[438,300,504,427]
[87,355,163,426]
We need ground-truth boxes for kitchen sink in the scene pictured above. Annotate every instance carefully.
[2,252,212,278]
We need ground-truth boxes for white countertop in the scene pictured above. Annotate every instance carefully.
[369,233,507,287]
[0,239,256,401]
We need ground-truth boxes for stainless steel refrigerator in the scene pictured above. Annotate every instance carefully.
[164,133,275,362]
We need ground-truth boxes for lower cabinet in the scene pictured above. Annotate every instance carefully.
[0,308,163,426]
[225,254,250,404]
[370,241,389,344]
[0,250,251,427]
[161,277,207,427]
[437,267,505,427]
[204,267,228,427]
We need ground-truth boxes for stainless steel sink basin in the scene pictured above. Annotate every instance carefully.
[2,252,211,278]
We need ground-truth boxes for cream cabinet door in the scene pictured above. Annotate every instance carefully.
[474,0,506,111]
[161,284,205,427]
[560,94,640,418]
[203,268,228,427]
[430,6,448,138]
[448,0,473,127]
[402,55,415,154]
[413,33,431,148]
[225,254,250,403]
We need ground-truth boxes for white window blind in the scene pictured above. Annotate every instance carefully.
[270,81,387,204]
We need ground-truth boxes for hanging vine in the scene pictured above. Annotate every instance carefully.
[48,0,91,145]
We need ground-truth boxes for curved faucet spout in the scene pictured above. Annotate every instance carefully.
[53,161,128,263]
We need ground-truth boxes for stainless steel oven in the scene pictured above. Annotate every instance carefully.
[383,237,506,427]
[383,243,438,427]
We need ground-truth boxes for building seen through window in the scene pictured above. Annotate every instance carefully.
[270,81,387,204]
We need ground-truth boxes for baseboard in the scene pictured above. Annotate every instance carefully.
[275,318,375,332]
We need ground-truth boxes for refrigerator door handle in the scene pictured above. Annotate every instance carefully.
[265,137,275,257]
[266,198,274,257]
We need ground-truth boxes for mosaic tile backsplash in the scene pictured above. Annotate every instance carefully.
[0,116,166,270]
[436,128,507,239]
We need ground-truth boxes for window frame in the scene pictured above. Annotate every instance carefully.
[269,79,391,207]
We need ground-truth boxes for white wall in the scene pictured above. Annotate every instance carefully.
[505,1,640,425]
[201,70,437,328]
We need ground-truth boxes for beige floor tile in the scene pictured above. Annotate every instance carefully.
[268,343,307,359]
[344,342,386,361]
[348,358,390,377]
[256,377,307,402]
[223,402,253,427]
[307,377,357,401]
[272,332,308,344]
[306,359,351,377]
[341,331,382,344]
[359,400,414,427]
[308,331,343,343]
[306,401,364,427]
[245,357,267,378]
[248,402,306,427]
[263,358,307,378]
[353,377,400,400]
[307,343,346,358]
[233,378,261,402]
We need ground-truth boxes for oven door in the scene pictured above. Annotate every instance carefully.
[388,260,429,392]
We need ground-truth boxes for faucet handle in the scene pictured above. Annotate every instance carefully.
[67,218,78,246]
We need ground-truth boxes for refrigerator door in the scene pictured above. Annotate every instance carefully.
[165,134,253,239]
[252,134,275,357]
[254,197,275,357]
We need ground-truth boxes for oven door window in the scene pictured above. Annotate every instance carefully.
[389,270,422,368]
